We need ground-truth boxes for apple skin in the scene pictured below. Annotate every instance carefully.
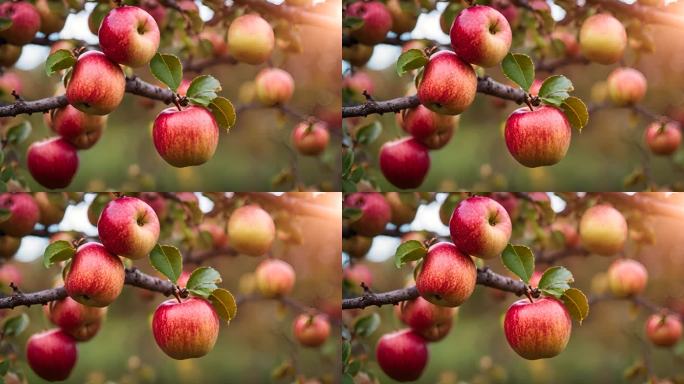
[65,242,124,307]
[152,297,220,359]
[449,196,512,259]
[34,192,67,226]
[376,329,428,382]
[35,0,68,35]
[416,242,476,307]
[645,314,682,347]
[27,137,79,190]
[344,192,391,237]
[492,0,519,27]
[417,51,477,115]
[227,205,276,256]
[551,221,580,248]
[140,192,168,221]
[396,296,458,341]
[490,192,519,220]
[343,263,373,287]
[0,44,22,67]
[400,105,458,149]
[140,0,167,30]
[45,296,107,341]
[342,44,374,66]
[255,259,296,297]
[97,196,160,259]
[385,192,418,226]
[606,67,647,106]
[346,1,393,45]
[153,105,219,167]
[579,13,626,65]
[343,71,375,96]
[198,222,228,249]
[0,236,21,259]
[98,5,160,67]
[504,297,572,360]
[343,236,373,259]
[26,329,78,382]
[227,14,274,65]
[386,0,418,34]
[48,104,107,149]
[292,314,330,347]
[199,30,228,57]
[505,105,572,167]
[551,30,580,57]
[607,259,648,298]
[450,5,512,67]
[255,68,295,106]
[291,121,329,156]
[66,51,125,115]
[0,193,40,237]
[379,137,431,190]
[0,264,21,286]
[0,1,41,45]
[644,121,681,156]
[579,204,627,256]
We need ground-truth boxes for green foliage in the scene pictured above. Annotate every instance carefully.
[538,75,573,105]
[501,244,535,283]
[394,240,427,268]
[149,244,183,283]
[186,75,222,106]
[501,53,535,92]
[396,49,428,77]
[208,96,237,131]
[2,313,28,337]
[45,49,76,77]
[561,287,589,324]
[186,266,222,297]
[43,240,75,268]
[538,266,574,297]
[353,313,380,337]
[6,121,31,145]
[354,121,382,145]
[561,96,589,132]
[150,53,183,92]
[209,288,237,322]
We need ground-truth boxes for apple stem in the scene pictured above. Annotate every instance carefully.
[172,287,183,303]
[524,288,535,304]
[172,95,183,112]
[524,96,535,112]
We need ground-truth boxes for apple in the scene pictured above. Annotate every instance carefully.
[254,68,295,106]
[34,192,67,226]
[152,297,220,359]
[285,0,310,6]
[449,195,512,259]
[199,30,228,57]
[400,105,458,150]
[396,296,457,341]
[227,205,276,256]
[606,67,647,106]
[505,105,571,167]
[607,258,648,297]
[35,0,68,35]
[417,51,477,115]
[0,236,20,259]
[45,296,107,341]
[579,13,626,65]
[344,192,391,237]
[644,121,681,155]
[293,314,330,347]
[342,236,373,258]
[66,51,125,115]
[26,329,77,382]
[98,5,160,67]
[0,264,21,286]
[153,105,219,167]
[342,44,374,66]
[387,0,419,34]
[551,30,580,57]
[97,196,160,259]
[551,220,580,248]
[385,192,418,225]
[198,222,228,249]
[528,271,543,288]
[440,2,464,35]
[0,72,22,101]
[579,204,627,256]
[529,78,543,96]
[346,1,392,45]
[645,314,682,347]
[65,242,124,307]
[450,5,512,67]
[379,137,430,190]
[27,137,79,190]
[48,104,107,149]
[376,329,428,382]
[0,44,22,67]
[491,192,519,220]
[492,0,519,27]
[416,242,476,307]
[140,192,168,221]
[140,0,167,30]
[343,263,373,287]
[343,71,375,95]
[504,297,572,360]
[0,193,40,237]
[227,14,274,65]
[88,3,110,35]
[0,1,41,45]
[255,259,296,297]
[291,121,329,156]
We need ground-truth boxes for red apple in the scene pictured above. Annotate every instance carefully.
[376,329,428,382]
[492,0,519,27]
[607,67,647,106]
[255,259,296,297]
[344,192,391,237]
[0,72,22,102]
[27,137,79,190]
[35,0,68,35]
[97,196,160,259]
[48,102,107,150]
[346,1,393,45]
[343,263,373,287]
[227,205,275,256]
[45,296,107,341]
[607,258,648,298]
[645,314,682,347]
[417,51,477,115]
[0,236,20,259]
[291,121,329,156]
[198,222,228,249]
[379,137,430,190]
[64,242,125,307]
[450,5,512,67]
[140,0,167,30]
[34,192,67,226]
[551,221,580,248]
[490,192,519,220]
[140,192,168,221]
[400,105,458,149]
[416,242,476,307]
[505,105,571,167]
[449,196,512,259]
[66,51,125,115]
[0,193,39,237]
[153,105,219,167]
[0,264,21,286]
[26,329,77,382]
[152,297,220,359]
[579,14,626,65]
[343,71,374,95]
[254,68,295,106]
[579,204,627,256]
[0,1,40,45]
[504,296,572,359]
[396,296,457,341]
[98,5,160,67]
[644,121,681,156]
[293,314,330,347]
[227,14,274,65]
[551,30,580,57]
[199,30,228,57]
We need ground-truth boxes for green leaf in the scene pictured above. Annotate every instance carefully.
[149,244,183,283]
[538,75,573,102]
[394,240,427,268]
[209,287,237,322]
[5,121,31,145]
[343,16,364,30]
[45,49,76,77]
[186,266,222,297]
[538,266,574,297]
[149,53,183,92]
[501,53,535,92]
[0,18,12,31]
[0,207,9,222]
[43,240,75,268]
[186,75,222,104]
[396,49,428,77]
[342,179,357,193]
[561,287,589,324]
[353,313,380,337]
[342,150,354,177]
[208,96,236,131]
[501,244,535,283]
[0,150,4,165]
[2,313,28,337]
[343,207,362,221]
[342,340,351,364]
[561,96,589,132]
[347,360,361,376]
[354,121,382,145]
[342,373,354,384]
[0,359,9,375]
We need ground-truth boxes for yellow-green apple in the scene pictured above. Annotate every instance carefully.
[26,329,77,382]
[34,192,67,226]
[551,30,580,57]
[344,192,391,237]
[45,296,107,341]
[291,121,329,156]
[342,44,374,66]
[385,192,418,226]
[376,329,428,382]
[504,105,571,167]
[255,259,296,297]
[254,68,295,106]
[66,51,125,115]
[344,263,373,287]
[346,1,392,45]
[416,242,476,306]
[579,204,627,256]
[0,193,39,237]
[140,192,168,221]
[98,5,160,67]
[504,296,571,359]
[35,0,68,35]
[0,44,22,67]
[449,196,512,259]
[579,14,626,64]
[491,192,519,220]
[396,296,458,341]
[88,3,110,35]
[152,297,219,359]
[227,14,274,64]
[440,2,464,35]
[27,137,79,190]
[417,51,477,115]
[450,5,512,67]
[152,105,218,167]
[399,104,458,149]
[379,137,430,190]
[65,242,124,307]
[0,236,20,259]
[386,0,419,34]
[0,1,41,45]
[0,264,21,286]
[606,67,647,106]
[293,314,330,347]
[198,222,228,249]
[227,205,275,256]
[607,258,648,297]
[97,196,160,259]
[551,220,580,248]
[645,121,681,156]
[342,236,373,258]
[48,104,107,149]
[140,0,167,30]
[199,30,228,57]
[645,314,682,347]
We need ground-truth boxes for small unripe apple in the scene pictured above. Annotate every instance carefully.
[343,263,373,287]
[504,297,572,360]
[449,196,512,259]
[399,105,458,149]
[255,68,295,106]
[376,329,428,382]
[505,105,571,167]
[644,121,681,156]
[0,44,21,67]
[34,192,67,226]
[227,205,276,256]
[99,5,160,67]
[291,121,329,156]
[607,258,648,297]
[606,67,647,106]
[346,1,393,45]
[153,105,219,167]
[342,236,373,259]
[450,5,512,67]
[344,192,391,237]
[385,192,418,226]
[27,137,79,190]
[255,259,296,297]
[0,193,40,237]
[293,314,330,347]
[0,236,20,259]
[45,296,107,341]
[417,51,477,115]
[49,104,107,149]
[0,1,41,45]
[26,329,78,382]
[152,297,220,359]
[416,242,476,307]
[35,0,68,35]
[579,13,626,65]
[227,14,274,65]
[396,296,457,341]
[97,196,160,259]
[65,242,125,307]
[579,204,627,256]
[342,44,374,67]
[379,137,430,190]
[66,51,125,115]
[645,314,682,347]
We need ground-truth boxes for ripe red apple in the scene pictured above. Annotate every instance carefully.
[0,1,41,45]
[27,137,79,190]
[400,105,458,149]
[26,329,77,382]
[416,242,476,307]
[644,121,681,156]
[346,1,393,45]
[387,0,418,34]
[140,0,167,30]
[417,51,477,115]
[45,296,107,341]
[255,68,295,106]
[0,236,20,259]
[342,44,374,66]
[342,236,373,258]
[645,314,682,347]
[198,222,228,249]
[607,258,648,298]
[504,297,572,360]
[255,259,296,297]
[64,242,125,307]
[579,13,626,65]
[450,5,512,67]
[379,137,430,190]
[343,263,373,287]
[153,105,219,167]
[66,51,125,115]
[152,297,219,359]
[291,121,329,156]
[34,192,67,226]
[344,192,391,237]
[293,314,330,347]
[0,264,21,286]
[227,205,275,256]
[607,67,647,106]
[0,72,22,100]
[551,30,580,57]
[97,196,160,259]
[0,44,21,67]
[376,329,428,382]
[491,192,519,220]
[140,192,168,221]
[35,0,68,35]
[449,196,512,259]
[343,71,375,96]
[98,5,160,67]
[505,105,571,167]
[579,204,627,256]
[492,0,519,27]
[49,102,107,150]
[396,296,457,341]
[385,192,418,226]
[227,14,274,65]
[0,193,40,237]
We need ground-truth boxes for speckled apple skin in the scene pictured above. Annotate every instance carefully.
[450,5,512,67]
[416,242,476,307]
[153,106,219,167]
[27,137,79,190]
[344,192,391,237]
[27,329,78,382]
[397,296,457,341]
[579,204,627,256]
[152,297,220,359]
[379,137,431,190]
[98,196,160,259]
[0,193,39,237]
[376,329,428,382]
[449,196,512,259]
[65,242,125,307]
[227,205,275,256]
[98,5,160,67]
[504,105,571,167]
[66,51,125,115]
[504,297,572,360]
[418,51,477,115]
[347,1,393,45]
